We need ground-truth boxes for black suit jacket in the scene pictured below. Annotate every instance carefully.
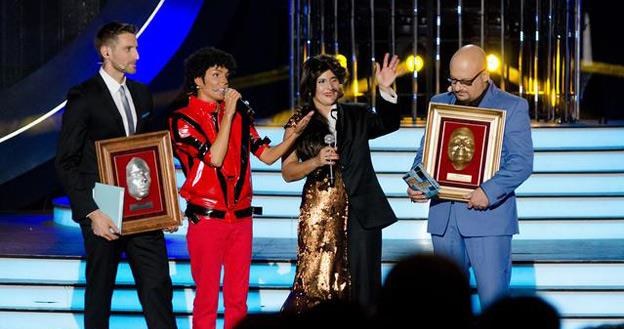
[55,73,153,221]
[336,97,400,229]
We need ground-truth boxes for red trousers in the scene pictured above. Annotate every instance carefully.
[187,218,252,329]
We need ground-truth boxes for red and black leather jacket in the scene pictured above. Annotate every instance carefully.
[168,96,269,222]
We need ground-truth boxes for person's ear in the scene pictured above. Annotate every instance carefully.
[194,77,204,89]
[482,70,490,82]
[100,46,110,59]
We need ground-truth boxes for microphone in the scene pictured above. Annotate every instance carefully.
[236,97,255,117]
[324,134,336,187]
[211,88,255,117]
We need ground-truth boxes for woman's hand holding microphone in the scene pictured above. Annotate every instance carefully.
[315,146,339,168]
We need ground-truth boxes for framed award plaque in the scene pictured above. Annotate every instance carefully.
[95,131,181,235]
[421,102,506,201]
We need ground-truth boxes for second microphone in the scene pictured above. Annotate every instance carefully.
[324,134,336,187]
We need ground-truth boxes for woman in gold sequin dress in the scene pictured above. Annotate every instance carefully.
[280,54,400,313]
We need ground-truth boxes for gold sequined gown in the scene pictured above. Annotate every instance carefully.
[282,113,351,313]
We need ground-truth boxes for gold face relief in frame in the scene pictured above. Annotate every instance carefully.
[447,127,476,171]
[422,102,506,201]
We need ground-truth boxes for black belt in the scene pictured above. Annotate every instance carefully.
[185,203,262,224]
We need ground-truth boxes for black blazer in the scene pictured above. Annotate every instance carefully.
[55,73,153,221]
[336,97,400,229]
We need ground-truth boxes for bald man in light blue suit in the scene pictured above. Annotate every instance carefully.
[408,45,533,309]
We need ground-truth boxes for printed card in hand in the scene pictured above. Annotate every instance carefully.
[403,163,440,198]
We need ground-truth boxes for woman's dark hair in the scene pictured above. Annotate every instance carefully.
[94,22,138,60]
[299,54,347,107]
[183,47,237,95]
[290,55,347,162]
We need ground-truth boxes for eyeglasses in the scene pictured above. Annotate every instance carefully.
[447,69,485,87]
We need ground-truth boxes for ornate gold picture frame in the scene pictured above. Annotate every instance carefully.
[421,102,506,201]
[95,131,181,235]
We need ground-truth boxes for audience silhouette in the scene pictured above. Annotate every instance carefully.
[376,253,473,328]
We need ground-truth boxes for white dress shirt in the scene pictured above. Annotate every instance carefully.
[99,67,138,136]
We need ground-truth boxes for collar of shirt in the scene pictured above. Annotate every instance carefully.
[99,67,135,136]
[189,95,222,114]
[328,104,338,140]
[99,67,127,95]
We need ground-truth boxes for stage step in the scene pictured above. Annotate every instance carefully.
[1,310,621,329]
[2,283,624,317]
[2,257,624,290]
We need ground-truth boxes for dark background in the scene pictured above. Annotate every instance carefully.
[0,0,622,212]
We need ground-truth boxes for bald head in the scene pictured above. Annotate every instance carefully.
[451,45,487,74]
[448,45,489,104]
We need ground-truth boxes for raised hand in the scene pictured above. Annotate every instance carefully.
[374,53,400,89]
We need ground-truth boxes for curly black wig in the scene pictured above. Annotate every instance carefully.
[183,47,237,95]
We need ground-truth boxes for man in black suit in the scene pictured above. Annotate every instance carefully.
[55,22,177,329]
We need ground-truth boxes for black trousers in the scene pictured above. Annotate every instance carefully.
[80,223,177,329]
[347,216,382,312]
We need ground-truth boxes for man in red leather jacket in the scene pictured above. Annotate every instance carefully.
[169,47,311,329]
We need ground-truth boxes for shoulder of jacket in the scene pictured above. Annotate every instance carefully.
[171,105,203,122]
[66,76,101,101]
[171,106,190,117]
[340,102,372,115]
[431,92,453,102]
[126,79,149,91]
[492,89,527,109]
[504,92,527,105]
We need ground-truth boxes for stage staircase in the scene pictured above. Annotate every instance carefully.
[1,125,623,329]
